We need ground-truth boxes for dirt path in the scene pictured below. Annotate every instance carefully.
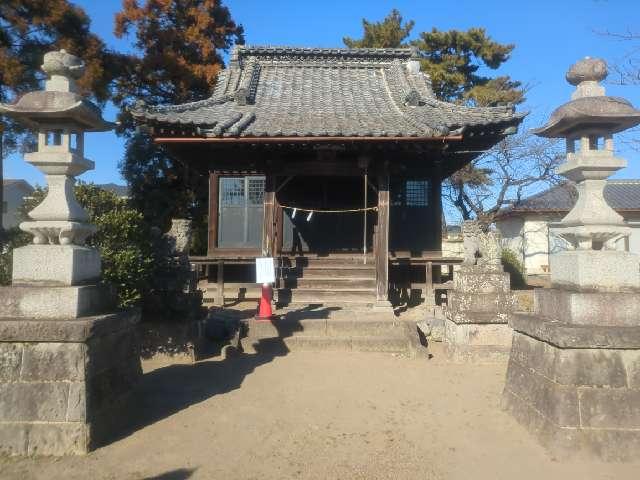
[2,345,638,480]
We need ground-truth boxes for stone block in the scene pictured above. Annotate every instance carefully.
[624,350,640,389]
[20,343,86,381]
[511,331,629,388]
[579,388,640,429]
[0,285,113,319]
[448,291,514,316]
[0,424,28,456]
[535,288,640,326]
[0,382,69,421]
[444,320,512,347]
[504,359,580,427]
[509,312,640,349]
[87,329,138,376]
[26,423,88,456]
[87,360,141,415]
[12,244,100,286]
[66,382,87,422]
[0,343,23,381]
[550,250,640,292]
[454,268,510,293]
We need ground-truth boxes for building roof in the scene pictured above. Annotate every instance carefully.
[132,46,524,139]
[96,183,129,198]
[497,180,640,217]
[2,179,34,193]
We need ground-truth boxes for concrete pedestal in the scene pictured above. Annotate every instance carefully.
[444,265,514,362]
[0,310,141,456]
[503,310,640,461]
[550,250,640,292]
[12,245,101,286]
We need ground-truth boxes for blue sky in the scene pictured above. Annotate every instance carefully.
[3,0,640,188]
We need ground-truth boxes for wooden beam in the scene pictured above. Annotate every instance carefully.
[154,135,463,145]
[208,171,219,255]
[376,167,390,302]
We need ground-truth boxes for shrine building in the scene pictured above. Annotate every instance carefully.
[132,46,524,308]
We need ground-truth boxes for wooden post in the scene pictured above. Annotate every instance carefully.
[207,172,219,255]
[216,260,225,306]
[425,261,435,307]
[376,168,390,302]
[262,175,276,257]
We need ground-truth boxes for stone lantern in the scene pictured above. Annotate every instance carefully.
[532,57,640,291]
[502,58,640,461]
[0,49,113,287]
[0,51,140,456]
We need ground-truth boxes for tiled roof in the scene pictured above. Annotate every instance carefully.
[132,46,524,139]
[499,180,640,215]
[3,179,34,192]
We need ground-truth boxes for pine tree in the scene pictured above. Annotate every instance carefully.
[343,10,523,107]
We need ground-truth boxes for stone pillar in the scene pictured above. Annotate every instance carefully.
[0,50,141,456]
[502,57,640,460]
[443,222,514,362]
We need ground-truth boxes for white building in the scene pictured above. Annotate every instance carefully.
[495,180,640,281]
[2,179,34,229]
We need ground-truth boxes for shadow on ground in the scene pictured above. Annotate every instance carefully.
[118,304,339,442]
[142,468,197,480]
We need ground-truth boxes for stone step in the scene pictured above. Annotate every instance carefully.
[241,334,410,354]
[277,289,377,304]
[244,317,404,338]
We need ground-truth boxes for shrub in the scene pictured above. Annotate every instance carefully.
[501,247,527,289]
[7,183,160,307]
[0,228,31,285]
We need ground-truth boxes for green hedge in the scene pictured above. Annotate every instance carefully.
[501,247,527,289]
[3,184,161,308]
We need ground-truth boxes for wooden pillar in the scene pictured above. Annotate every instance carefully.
[430,174,443,252]
[207,171,219,256]
[216,260,225,306]
[262,175,276,257]
[425,261,435,307]
[376,167,390,302]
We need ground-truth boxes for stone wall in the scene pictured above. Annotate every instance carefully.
[0,310,141,455]
[503,312,640,460]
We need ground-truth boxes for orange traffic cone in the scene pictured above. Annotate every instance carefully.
[256,283,273,321]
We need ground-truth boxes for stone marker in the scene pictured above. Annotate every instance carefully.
[502,57,640,461]
[0,50,141,456]
[443,221,515,362]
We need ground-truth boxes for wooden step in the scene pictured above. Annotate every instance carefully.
[283,256,374,268]
[277,289,376,305]
[283,278,376,290]
[292,267,375,278]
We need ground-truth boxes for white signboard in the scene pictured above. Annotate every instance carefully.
[255,257,276,284]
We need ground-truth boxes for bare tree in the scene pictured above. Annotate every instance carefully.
[443,130,564,226]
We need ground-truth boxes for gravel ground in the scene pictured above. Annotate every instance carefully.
[2,344,638,480]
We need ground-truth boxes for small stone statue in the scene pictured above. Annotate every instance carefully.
[461,220,483,265]
[461,220,502,267]
[477,231,502,268]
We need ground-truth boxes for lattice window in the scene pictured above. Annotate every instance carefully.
[405,180,429,207]
[220,178,245,206]
[247,177,265,205]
